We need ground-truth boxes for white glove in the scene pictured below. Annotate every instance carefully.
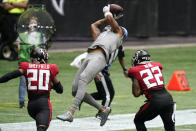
[103,5,113,17]
[103,5,110,14]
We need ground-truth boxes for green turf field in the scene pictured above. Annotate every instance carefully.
[0,46,196,130]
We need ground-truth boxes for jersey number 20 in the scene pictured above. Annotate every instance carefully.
[27,69,50,91]
[140,66,163,89]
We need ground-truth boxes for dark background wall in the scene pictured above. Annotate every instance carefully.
[45,0,196,41]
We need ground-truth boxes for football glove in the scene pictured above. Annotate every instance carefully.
[103,5,113,17]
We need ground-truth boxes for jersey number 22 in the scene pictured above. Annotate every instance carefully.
[140,66,163,89]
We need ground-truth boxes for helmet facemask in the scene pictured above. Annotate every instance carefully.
[113,13,123,20]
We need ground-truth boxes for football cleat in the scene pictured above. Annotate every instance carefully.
[56,111,73,122]
[99,107,111,126]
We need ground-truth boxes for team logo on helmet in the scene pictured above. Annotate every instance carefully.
[132,50,150,66]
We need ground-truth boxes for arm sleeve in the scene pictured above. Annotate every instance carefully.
[0,70,22,83]
[51,82,63,94]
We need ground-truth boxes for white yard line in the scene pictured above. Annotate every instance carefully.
[0,109,196,131]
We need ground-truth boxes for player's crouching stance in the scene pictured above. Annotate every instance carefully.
[128,50,175,131]
[0,48,63,131]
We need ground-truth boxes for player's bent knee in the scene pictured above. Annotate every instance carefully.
[79,73,89,83]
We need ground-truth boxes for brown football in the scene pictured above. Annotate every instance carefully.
[110,4,123,14]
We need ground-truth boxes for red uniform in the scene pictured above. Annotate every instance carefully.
[128,62,175,131]
[19,62,59,129]
[128,62,164,99]
[19,62,59,99]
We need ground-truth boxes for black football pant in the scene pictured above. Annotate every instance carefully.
[91,72,114,107]
[134,92,175,131]
[28,97,52,130]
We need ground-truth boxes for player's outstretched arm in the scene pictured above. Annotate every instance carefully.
[118,57,128,77]
[0,69,23,83]
[51,77,63,94]
[103,5,123,37]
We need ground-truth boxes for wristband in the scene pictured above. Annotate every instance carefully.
[104,12,113,18]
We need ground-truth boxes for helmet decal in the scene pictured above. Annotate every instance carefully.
[132,50,150,66]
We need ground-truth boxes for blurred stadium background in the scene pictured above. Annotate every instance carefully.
[45,0,196,40]
[1,0,196,52]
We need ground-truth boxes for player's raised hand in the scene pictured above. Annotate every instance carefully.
[103,4,110,13]
[103,5,112,17]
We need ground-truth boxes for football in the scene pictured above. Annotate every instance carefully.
[110,4,123,14]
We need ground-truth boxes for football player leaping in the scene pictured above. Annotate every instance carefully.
[128,50,175,131]
[0,48,63,131]
[57,4,128,126]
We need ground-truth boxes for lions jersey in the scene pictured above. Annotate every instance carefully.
[128,62,165,99]
[88,30,123,63]
[19,62,59,100]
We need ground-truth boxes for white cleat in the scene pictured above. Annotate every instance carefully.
[56,111,73,122]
